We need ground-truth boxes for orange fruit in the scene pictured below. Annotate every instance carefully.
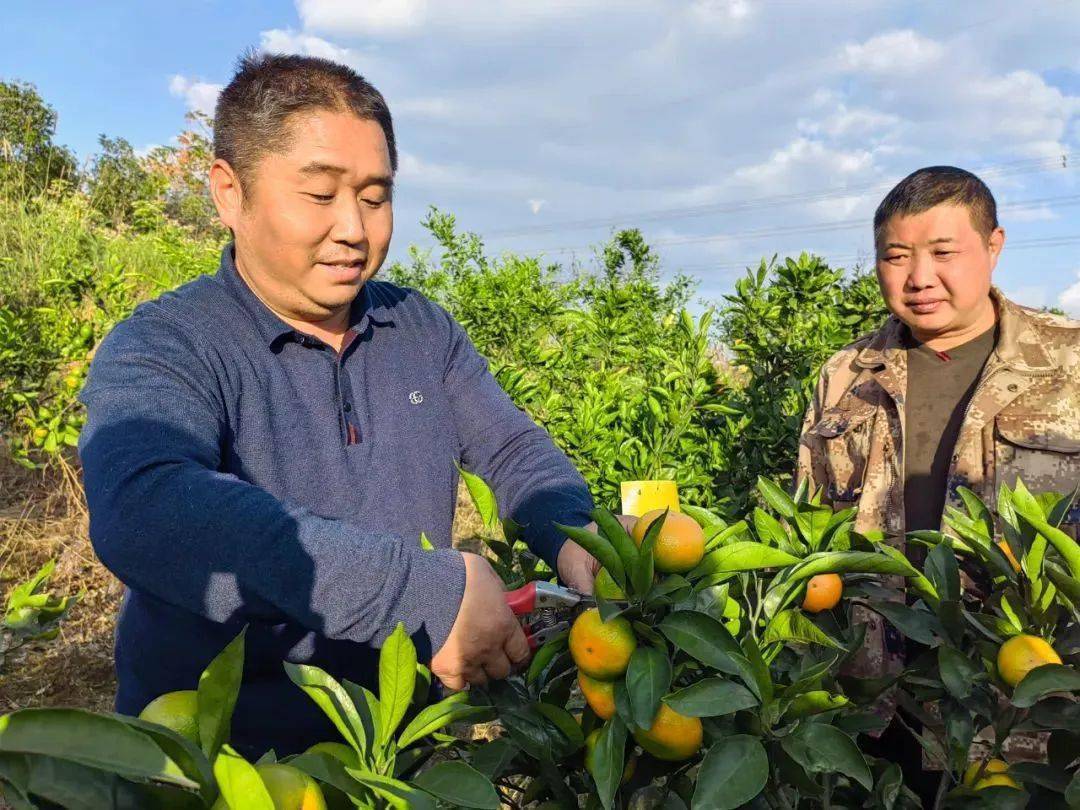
[997,634,1061,687]
[256,763,328,810]
[138,690,199,745]
[569,608,636,680]
[963,758,1020,790]
[996,540,1021,573]
[594,568,627,601]
[802,574,842,613]
[630,510,705,574]
[579,672,617,720]
[632,703,703,761]
[584,728,635,783]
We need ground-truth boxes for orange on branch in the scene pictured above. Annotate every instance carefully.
[632,703,703,761]
[802,573,843,613]
[997,634,1061,687]
[630,510,705,574]
[569,608,636,680]
[578,672,617,720]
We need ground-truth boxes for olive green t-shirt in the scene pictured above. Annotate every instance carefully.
[903,324,998,543]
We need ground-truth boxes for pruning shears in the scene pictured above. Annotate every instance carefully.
[503,581,595,651]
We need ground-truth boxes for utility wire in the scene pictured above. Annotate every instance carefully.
[478,154,1073,240]
[535,191,1080,256]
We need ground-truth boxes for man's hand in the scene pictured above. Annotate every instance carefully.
[557,514,637,593]
[431,552,530,691]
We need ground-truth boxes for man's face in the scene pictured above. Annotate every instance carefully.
[875,204,1003,340]
[221,109,394,320]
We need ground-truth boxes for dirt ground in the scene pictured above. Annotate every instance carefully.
[0,450,486,717]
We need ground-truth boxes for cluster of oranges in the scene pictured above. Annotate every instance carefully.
[570,510,706,762]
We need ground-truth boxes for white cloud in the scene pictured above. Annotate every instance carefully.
[296,0,430,37]
[797,104,900,139]
[297,0,639,38]
[528,199,546,214]
[259,28,370,69]
[168,75,222,116]
[393,97,458,120]
[730,137,876,190]
[1060,270,1080,317]
[841,29,944,75]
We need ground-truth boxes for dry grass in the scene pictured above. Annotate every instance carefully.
[0,451,487,716]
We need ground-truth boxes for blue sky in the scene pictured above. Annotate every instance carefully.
[3,0,1079,313]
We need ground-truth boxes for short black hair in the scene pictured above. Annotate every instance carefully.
[873,166,998,249]
[213,50,397,193]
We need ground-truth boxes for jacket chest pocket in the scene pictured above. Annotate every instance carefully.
[809,403,878,507]
[994,412,1080,532]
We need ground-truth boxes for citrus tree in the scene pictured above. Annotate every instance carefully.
[865,479,1080,808]
[0,624,501,808]
[466,477,925,809]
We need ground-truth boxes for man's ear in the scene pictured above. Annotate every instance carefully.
[987,226,1006,271]
[209,158,244,232]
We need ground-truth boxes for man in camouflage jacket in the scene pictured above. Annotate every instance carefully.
[795,167,1080,782]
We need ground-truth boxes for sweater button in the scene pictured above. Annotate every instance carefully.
[343,402,352,413]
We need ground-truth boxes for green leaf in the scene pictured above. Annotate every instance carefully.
[289,751,375,802]
[663,678,758,717]
[526,632,568,686]
[468,738,518,781]
[681,504,726,533]
[626,646,672,729]
[284,663,369,760]
[868,601,944,646]
[780,722,872,790]
[533,702,585,752]
[458,466,499,531]
[213,744,275,810]
[757,477,795,519]
[692,735,768,810]
[753,508,792,550]
[792,502,834,550]
[786,551,917,581]
[957,487,994,538]
[554,522,626,588]
[691,542,800,577]
[397,692,489,750]
[782,690,849,720]
[1011,481,1080,578]
[591,507,640,577]
[197,626,245,762]
[1011,665,1080,708]
[938,646,982,700]
[763,610,844,650]
[412,761,500,809]
[0,708,195,789]
[926,542,960,603]
[1065,767,1080,807]
[633,509,667,596]
[114,715,215,801]
[659,611,745,677]
[378,623,417,747]
[704,520,750,551]
[589,717,627,810]
[348,769,436,810]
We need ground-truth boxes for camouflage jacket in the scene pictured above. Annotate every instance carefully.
[796,288,1080,753]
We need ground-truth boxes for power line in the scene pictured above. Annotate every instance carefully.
[477,154,1074,240]
[671,233,1080,275]
[535,192,1080,256]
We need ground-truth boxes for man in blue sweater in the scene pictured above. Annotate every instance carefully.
[77,52,600,757]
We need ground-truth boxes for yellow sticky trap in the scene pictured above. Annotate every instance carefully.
[620,480,680,517]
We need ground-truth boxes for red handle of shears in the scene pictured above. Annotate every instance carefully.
[504,582,538,616]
